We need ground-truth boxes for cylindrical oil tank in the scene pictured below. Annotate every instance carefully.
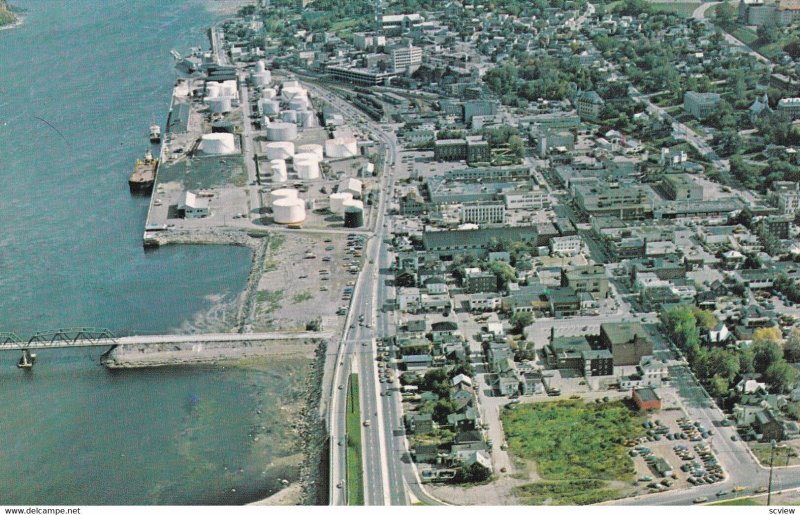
[207,96,232,113]
[221,80,238,97]
[324,137,358,158]
[263,141,295,160]
[329,192,353,214]
[297,110,318,128]
[255,60,266,73]
[270,159,288,182]
[269,188,298,205]
[205,83,221,98]
[273,198,306,224]
[281,110,298,123]
[294,156,320,180]
[281,85,307,102]
[201,133,236,154]
[296,144,324,160]
[265,122,297,141]
[344,205,364,228]
[288,98,310,111]
[260,99,280,116]
[251,71,271,87]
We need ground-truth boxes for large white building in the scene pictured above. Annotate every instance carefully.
[503,189,548,210]
[458,202,505,224]
[387,41,423,74]
[777,97,800,119]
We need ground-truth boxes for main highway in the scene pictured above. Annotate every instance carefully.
[309,77,440,506]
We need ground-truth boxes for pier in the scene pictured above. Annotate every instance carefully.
[0,327,332,368]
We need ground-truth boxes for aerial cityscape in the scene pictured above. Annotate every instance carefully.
[2,0,800,508]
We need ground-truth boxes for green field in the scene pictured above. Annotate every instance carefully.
[346,374,364,505]
[648,2,701,17]
[503,400,646,504]
[712,497,760,506]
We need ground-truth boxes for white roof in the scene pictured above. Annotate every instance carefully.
[184,191,210,209]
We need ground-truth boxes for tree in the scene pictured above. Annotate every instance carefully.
[752,337,784,375]
[757,22,779,44]
[764,361,799,393]
[511,312,534,334]
[715,0,736,26]
[785,329,800,363]
[508,135,526,160]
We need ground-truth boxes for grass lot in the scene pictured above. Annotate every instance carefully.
[256,289,284,313]
[513,480,623,505]
[502,400,646,505]
[648,2,700,17]
[750,442,800,467]
[712,497,760,506]
[346,374,364,505]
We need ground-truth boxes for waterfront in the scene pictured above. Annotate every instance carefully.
[0,0,308,505]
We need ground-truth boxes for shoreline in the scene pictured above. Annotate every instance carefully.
[0,14,22,31]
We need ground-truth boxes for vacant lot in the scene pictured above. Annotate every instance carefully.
[648,2,700,17]
[502,399,646,504]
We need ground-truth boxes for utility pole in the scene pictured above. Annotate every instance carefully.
[767,439,777,506]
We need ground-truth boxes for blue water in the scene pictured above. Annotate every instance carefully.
[0,1,305,505]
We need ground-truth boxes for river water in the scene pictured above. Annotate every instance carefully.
[0,0,303,505]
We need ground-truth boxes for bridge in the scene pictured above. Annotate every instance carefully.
[0,328,332,368]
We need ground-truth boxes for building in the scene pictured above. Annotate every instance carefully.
[466,137,491,163]
[387,41,422,74]
[661,174,703,201]
[464,268,498,293]
[575,91,604,121]
[573,182,653,220]
[464,101,498,127]
[503,189,548,210]
[550,235,582,256]
[777,97,800,119]
[562,265,609,299]
[760,215,792,239]
[771,181,800,214]
[381,13,423,35]
[434,139,467,161]
[684,91,721,120]
[548,287,580,318]
[180,191,210,218]
[459,202,505,224]
[582,349,614,377]
[327,65,391,86]
[632,387,662,411]
[600,322,652,366]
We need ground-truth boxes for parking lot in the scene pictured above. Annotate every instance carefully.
[629,409,726,497]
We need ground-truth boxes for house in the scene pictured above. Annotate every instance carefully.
[754,409,786,442]
[404,354,433,370]
[431,321,459,342]
[414,443,439,463]
[706,322,730,344]
[683,91,720,120]
[464,268,498,293]
[409,413,434,434]
[632,387,662,411]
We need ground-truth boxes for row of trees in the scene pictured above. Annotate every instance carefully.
[661,306,800,396]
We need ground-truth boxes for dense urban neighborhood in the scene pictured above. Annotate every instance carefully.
[151,0,800,506]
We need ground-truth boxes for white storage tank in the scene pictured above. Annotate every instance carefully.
[270,159,288,183]
[289,98,310,111]
[221,80,238,98]
[281,110,298,123]
[294,154,320,180]
[205,83,221,99]
[324,137,358,158]
[273,197,306,224]
[251,71,271,87]
[296,144,324,160]
[342,198,364,211]
[329,192,353,214]
[255,60,266,74]
[297,110,318,128]
[207,96,232,113]
[263,141,295,160]
[261,88,277,100]
[281,85,307,103]
[260,99,280,116]
[269,188,298,205]
[265,122,298,141]
[201,133,236,154]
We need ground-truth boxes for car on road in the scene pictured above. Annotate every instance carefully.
[338,384,344,390]
[363,420,370,427]
[693,497,708,504]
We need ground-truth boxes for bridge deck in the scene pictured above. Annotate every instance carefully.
[0,331,332,350]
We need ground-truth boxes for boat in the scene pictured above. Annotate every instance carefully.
[128,149,158,194]
[17,349,36,369]
[149,123,161,143]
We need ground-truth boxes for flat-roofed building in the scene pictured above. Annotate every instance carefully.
[684,91,721,120]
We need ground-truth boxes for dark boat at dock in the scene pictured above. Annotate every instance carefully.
[128,149,158,194]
